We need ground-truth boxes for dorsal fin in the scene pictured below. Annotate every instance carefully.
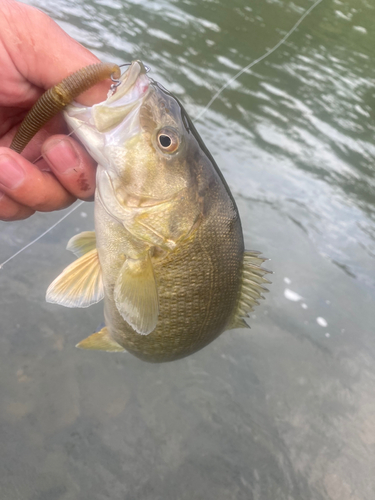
[227,251,271,330]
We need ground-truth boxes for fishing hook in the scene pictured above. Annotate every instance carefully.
[110,62,151,93]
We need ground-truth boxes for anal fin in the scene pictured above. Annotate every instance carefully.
[76,327,125,352]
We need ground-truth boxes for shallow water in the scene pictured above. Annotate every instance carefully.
[1,0,375,498]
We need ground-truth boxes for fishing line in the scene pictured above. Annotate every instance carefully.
[194,0,323,121]
[0,200,85,269]
[1,0,323,267]
[31,128,78,166]
[0,128,85,269]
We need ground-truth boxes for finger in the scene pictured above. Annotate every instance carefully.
[3,2,112,105]
[0,148,76,212]
[0,191,35,221]
[42,135,97,201]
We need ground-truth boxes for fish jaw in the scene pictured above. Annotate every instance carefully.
[63,61,150,167]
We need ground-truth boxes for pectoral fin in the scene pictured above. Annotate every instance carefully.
[76,327,125,352]
[67,231,96,257]
[114,253,159,335]
[46,248,104,308]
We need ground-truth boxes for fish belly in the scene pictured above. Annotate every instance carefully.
[95,181,244,363]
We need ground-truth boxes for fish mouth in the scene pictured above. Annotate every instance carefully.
[63,61,150,165]
[64,60,150,133]
[106,60,149,104]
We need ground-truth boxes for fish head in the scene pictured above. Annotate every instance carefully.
[64,61,202,205]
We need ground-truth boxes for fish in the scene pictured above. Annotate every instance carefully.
[45,60,270,363]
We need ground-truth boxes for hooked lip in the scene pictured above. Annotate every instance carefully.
[106,60,150,104]
[64,60,150,135]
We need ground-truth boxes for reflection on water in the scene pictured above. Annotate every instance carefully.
[0,0,374,499]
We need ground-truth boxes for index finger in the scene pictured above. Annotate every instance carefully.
[2,1,113,106]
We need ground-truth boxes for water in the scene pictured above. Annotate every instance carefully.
[1,0,374,498]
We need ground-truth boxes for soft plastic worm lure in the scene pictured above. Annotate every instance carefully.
[10,62,121,154]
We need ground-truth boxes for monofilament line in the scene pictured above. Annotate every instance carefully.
[0,200,85,269]
[194,0,323,122]
[0,128,87,269]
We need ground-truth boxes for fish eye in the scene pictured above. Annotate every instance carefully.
[157,128,179,153]
[159,135,171,147]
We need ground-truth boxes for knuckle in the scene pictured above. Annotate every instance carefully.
[34,194,75,212]
[0,192,35,220]
[0,205,35,221]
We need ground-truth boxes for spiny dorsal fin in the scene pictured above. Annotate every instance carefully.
[227,250,271,330]
[230,317,250,329]
[76,327,125,352]
[67,231,96,257]
[46,248,104,308]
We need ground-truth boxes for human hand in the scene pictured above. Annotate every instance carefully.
[0,0,112,220]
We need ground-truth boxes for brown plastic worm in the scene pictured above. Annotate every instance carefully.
[10,62,121,154]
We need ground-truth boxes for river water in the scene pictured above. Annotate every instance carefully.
[1,0,374,498]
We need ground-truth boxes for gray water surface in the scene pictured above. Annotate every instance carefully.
[1,0,375,499]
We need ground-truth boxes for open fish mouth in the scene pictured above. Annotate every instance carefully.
[63,61,150,163]
[64,61,150,132]
[106,61,150,104]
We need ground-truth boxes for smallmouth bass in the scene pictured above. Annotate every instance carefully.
[46,61,270,362]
